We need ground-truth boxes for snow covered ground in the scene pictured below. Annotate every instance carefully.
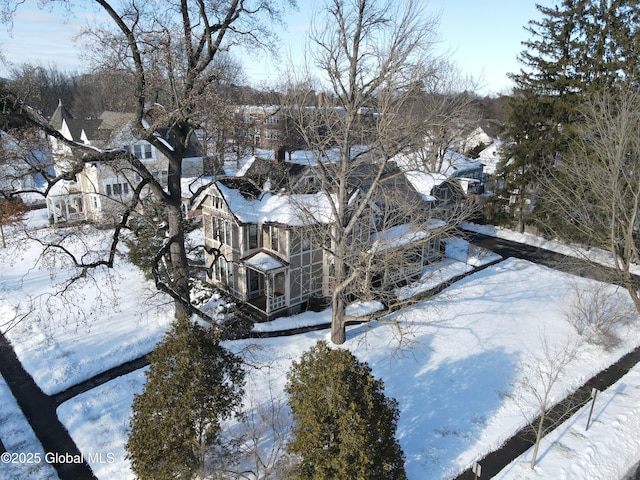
[3,212,640,479]
[495,361,640,479]
[55,260,640,479]
[0,375,58,480]
[0,209,175,395]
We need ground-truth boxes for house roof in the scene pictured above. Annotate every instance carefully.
[243,250,287,273]
[49,100,74,132]
[370,220,446,253]
[393,148,483,178]
[215,181,334,226]
[49,105,204,158]
[243,157,308,192]
[404,171,443,200]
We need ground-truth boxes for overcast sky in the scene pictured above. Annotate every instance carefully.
[0,0,552,96]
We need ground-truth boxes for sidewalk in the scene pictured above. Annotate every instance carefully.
[452,343,640,479]
[0,333,97,480]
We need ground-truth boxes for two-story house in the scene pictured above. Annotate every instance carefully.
[46,101,203,225]
[202,156,442,321]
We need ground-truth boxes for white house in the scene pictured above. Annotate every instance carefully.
[46,101,203,225]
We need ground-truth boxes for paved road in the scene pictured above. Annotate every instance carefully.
[625,461,640,479]
[466,231,630,284]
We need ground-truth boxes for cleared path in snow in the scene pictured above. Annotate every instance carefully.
[0,332,97,480]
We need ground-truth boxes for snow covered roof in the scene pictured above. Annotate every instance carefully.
[478,140,503,176]
[243,251,286,273]
[370,220,445,252]
[393,148,483,178]
[47,180,82,197]
[216,182,334,226]
[404,171,444,201]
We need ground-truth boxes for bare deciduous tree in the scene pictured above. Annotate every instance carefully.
[541,89,640,313]
[280,0,436,344]
[0,0,294,326]
[516,335,580,469]
[405,61,482,174]
[565,281,634,349]
[232,358,292,480]
[282,0,474,344]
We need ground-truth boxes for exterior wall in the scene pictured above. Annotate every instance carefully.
[202,187,327,319]
[286,227,324,308]
[202,183,441,320]
[232,106,283,151]
[202,193,242,299]
[380,237,441,285]
[48,137,169,225]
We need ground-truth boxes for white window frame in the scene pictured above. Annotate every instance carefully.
[132,143,154,160]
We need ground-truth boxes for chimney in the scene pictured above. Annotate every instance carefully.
[317,92,324,107]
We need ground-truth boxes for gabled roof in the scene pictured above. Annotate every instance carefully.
[215,180,334,226]
[49,100,74,131]
[48,106,203,157]
[243,250,288,272]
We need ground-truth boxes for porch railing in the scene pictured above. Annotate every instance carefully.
[268,294,287,312]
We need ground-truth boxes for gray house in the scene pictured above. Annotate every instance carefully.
[203,156,442,320]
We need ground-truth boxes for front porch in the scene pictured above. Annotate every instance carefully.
[47,193,86,225]
[243,251,289,321]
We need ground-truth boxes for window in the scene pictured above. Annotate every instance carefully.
[215,257,229,285]
[247,224,258,250]
[264,114,279,124]
[225,220,232,246]
[270,226,279,252]
[133,143,153,160]
[204,217,213,240]
[211,194,225,210]
[105,181,130,197]
[301,235,311,252]
[264,129,280,140]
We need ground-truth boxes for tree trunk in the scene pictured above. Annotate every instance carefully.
[331,293,346,345]
[530,410,545,469]
[166,149,191,320]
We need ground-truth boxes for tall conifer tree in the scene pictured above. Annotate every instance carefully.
[126,318,245,480]
[494,0,640,232]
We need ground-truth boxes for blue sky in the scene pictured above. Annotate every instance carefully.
[0,0,551,95]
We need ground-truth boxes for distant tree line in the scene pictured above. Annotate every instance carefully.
[3,62,509,127]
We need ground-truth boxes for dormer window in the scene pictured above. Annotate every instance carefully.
[133,143,153,160]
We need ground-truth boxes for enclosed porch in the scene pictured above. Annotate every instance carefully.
[243,251,289,320]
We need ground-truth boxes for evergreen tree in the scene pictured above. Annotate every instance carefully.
[285,341,406,480]
[493,0,640,232]
[125,318,245,480]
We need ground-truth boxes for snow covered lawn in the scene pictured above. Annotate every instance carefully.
[0,217,175,395]
[0,376,59,480]
[495,362,640,479]
[56,258,640,479]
